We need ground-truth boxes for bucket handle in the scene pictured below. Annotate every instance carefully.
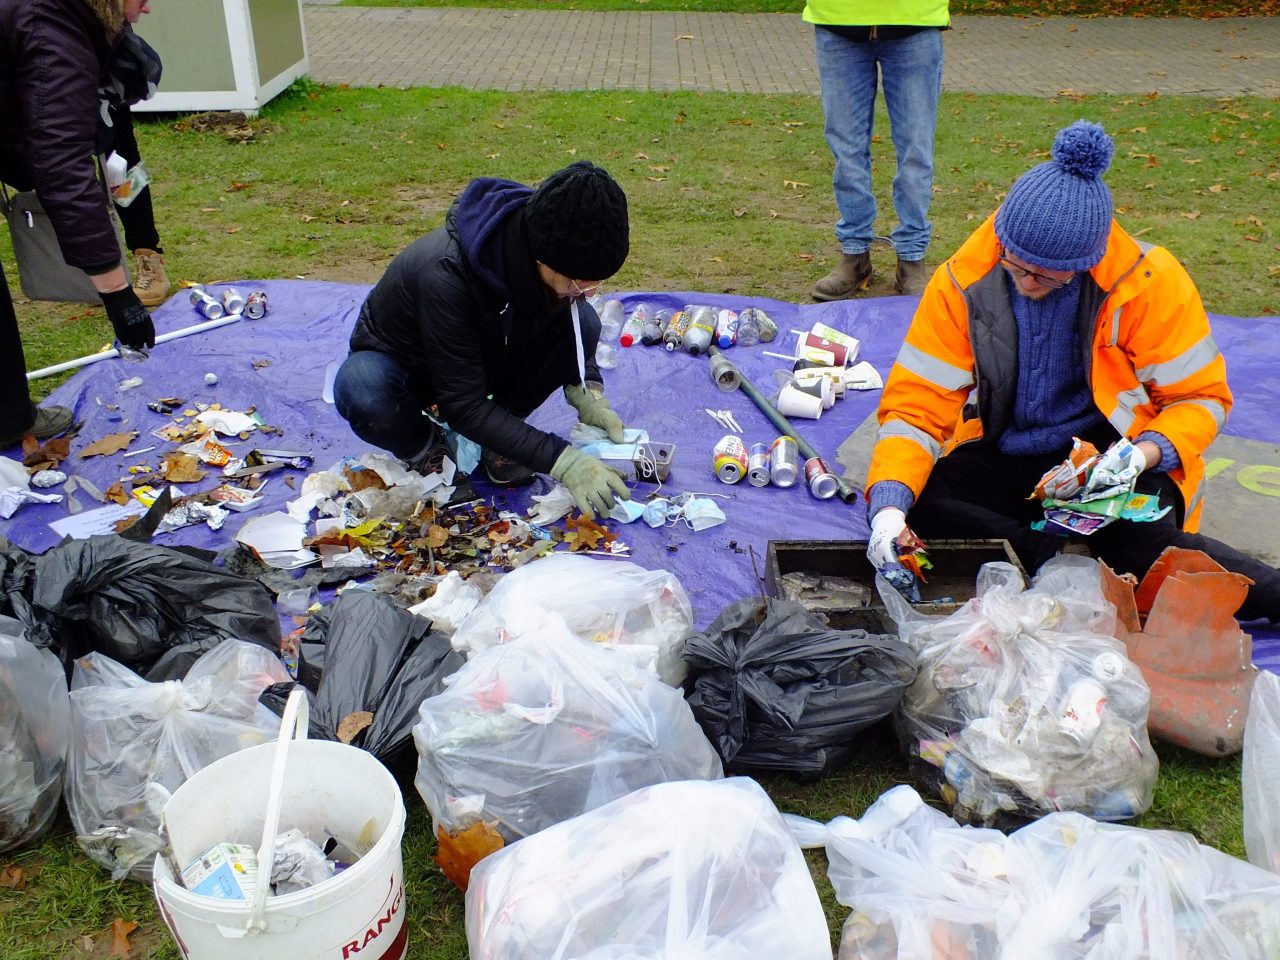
[247,687,310,936]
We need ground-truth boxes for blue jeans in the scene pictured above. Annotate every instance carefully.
[333,350,440,461]
[815,27,943,261]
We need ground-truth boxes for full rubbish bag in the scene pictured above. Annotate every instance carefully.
[0,614,70,853]
[449,553,694,685]
[414,622,722,880]
[30,534,280,678]
[66,638,290,879]
[466,777,834,960]
[798,783,1280,959]
[302,590,464,761]
[881,555,1159,825]
[682,596,917,779]
[1244,669,1280,872]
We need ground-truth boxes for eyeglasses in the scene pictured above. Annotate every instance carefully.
[997,250,1074,290]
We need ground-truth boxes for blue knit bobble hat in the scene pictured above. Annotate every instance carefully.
[995,120,1115,272]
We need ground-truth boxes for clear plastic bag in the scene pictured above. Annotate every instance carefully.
[66,638,290,879]
[0,614,70,853]
[450,554,694,685]
[814,784,1280,960]
[1243,669,1280,872]
[881,555,1158,825]
[414,621,722,849]
[466,777,833,960]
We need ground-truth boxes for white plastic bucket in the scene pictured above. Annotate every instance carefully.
[152,691,408,960]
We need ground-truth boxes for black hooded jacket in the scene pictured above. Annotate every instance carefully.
[350,177,602,473]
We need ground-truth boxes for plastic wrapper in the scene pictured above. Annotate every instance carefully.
[27,534,280,678]
[66,639,290,879]
[0,614,70,852]
[882,555,1158,825]
[450,554,693,685]
[683,597,917,779]
[414,622,722,849]
[1243,669,1280,872]
[467,777,833,960]
[270,828,338,895]
[808,784,1280,960]
[300,591,464,761]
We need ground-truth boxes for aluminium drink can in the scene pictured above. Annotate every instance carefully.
[192,292,225,320]
[220,287,246,315]
[243,289,268,319]
[804,456,839,500]
[712,435,748,484]
[769,436,800,487]
[747,443,771,487]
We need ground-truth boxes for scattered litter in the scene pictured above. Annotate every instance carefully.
[117,376,144,391]
[122,446,155,458]
[0,487,62,518]
[268,828,338,895]
[180,842,257,900]
[406,570,481,634]
[204,372,219,386]
[1244,670,1280,872]
[194,408,259,437]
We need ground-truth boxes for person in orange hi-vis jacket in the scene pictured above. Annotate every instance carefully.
[865,119,1280,623]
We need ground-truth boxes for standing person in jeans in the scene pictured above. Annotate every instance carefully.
[0,0,159,449]
[806,0,948,300]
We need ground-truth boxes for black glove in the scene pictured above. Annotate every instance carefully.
[100,286,156,350]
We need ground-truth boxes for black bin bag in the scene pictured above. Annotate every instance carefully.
[300,591,464,763]
[683,596,917,779]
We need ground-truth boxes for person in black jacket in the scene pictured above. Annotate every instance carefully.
[0,0,158,450]
[335,160,633,519]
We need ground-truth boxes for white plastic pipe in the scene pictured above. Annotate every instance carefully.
[25,313,242,380]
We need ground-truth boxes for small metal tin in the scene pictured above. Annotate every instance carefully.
[747,443,771,487]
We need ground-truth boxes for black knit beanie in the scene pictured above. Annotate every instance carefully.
[525,161,629,281]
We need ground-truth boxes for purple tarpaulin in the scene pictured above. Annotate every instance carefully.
[3,280,1277,666]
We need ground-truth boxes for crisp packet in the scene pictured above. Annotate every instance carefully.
[1032,437,1099,502]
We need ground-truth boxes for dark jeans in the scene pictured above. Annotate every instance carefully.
[333,350,441,460]
[1,263,36,440]
[107,104,160,253]
[909,432,1280,623]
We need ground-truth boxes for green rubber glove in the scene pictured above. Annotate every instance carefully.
[564,383,625,443]
[550,446,631,519]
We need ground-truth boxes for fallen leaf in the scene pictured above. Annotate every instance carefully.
[435,821,504,892]
[159,453,207,483]
[487,521,512,545]
[0,864,26,889]
[108,918,137,959]
[1243,234,1261,243]
[565,514,616,552]
[79,432,138,459]
[1208,183,1227,193]
[1181,210,1202,220]
[426,524,450,549]
[300,214,317,222]
[226,181,251,192]
[22,434,72,468]
[337,711,374,744]
[782,179,809,190]
[104,481,131,505]
[226,226,242,234]
[732,207,747,218]
[342,466,388,493]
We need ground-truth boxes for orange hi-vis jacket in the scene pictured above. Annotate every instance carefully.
[867,214,1232,532]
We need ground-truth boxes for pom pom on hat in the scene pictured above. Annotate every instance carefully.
[995,120,1115,272]
[525,160,629,281]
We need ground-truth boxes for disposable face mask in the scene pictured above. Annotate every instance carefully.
[642,499,672,528]
[681,497,725,532]
[608,498,647,524]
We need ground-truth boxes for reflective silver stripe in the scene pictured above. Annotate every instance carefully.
[896,342,974,393]
[877,419,942,461]
[1136,334,1221,386]
[1165,397,1228,432]
[1187,479,1205,517]
[1108,307,1122,347]
[1108,384,1150,436]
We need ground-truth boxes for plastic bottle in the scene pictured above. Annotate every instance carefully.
[598,299,625,341]
[714,308,739,349]
[619,303,649,347]
[683,306,716,356]
[663,310,691,351]
[736,307,778,346]
[641,308,671,346]
[596,342,619,369]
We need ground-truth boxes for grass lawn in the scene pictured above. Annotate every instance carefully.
[337,0,1280,18]
[2,81,1277,958]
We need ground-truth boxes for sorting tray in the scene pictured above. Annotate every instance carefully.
[765,538,1027,634]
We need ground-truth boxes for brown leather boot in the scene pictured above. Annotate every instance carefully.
[131,249,171,308]
[811,252,872,302]
[895,258,929,296]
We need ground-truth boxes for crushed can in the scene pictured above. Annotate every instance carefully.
[243,290,268,319]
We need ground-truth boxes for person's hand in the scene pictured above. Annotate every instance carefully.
[564,383,625,443]
[866,507,909,571]
[1087,438,1148,493]
[550,446,630,519]
[100,287,156,350]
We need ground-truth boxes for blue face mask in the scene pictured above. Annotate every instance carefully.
[642,499,672,528]
[680,497,725,532]
[608,498,647,524]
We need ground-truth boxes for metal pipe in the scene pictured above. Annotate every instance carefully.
[25,313,243,380]
[708,346,862,504]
